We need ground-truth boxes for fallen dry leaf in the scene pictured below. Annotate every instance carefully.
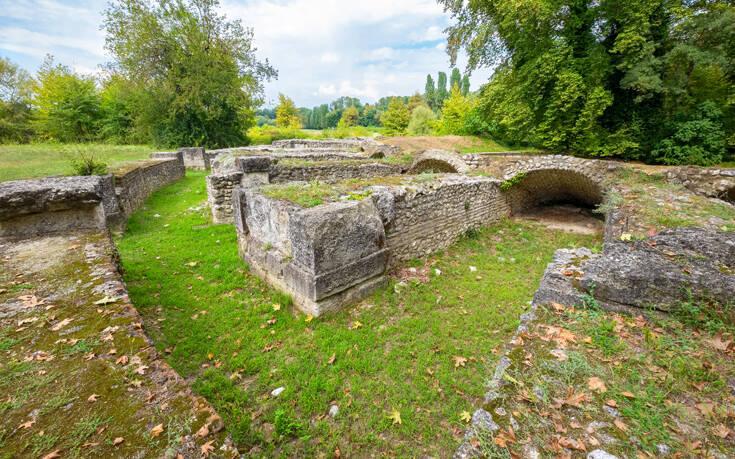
[196,423,210,438]
[453,356,468,368]
[201,440,215,457]
[328,353,336,365]
[115,355,129,365]
[272,303,281,311]
[42,451,61,459]
[113,437,124,446]
[50,317,73,331]
[588,377,607,394]
[348,321,363,330]
[150,423,164,437]
[559,436,586,451]
[88,394,99,402]
[696,402,715,417]
[19,419,35,429]
[605,399,618,408]
[714,424,731,438]
[614,419,628,432]
[460,411,472,423]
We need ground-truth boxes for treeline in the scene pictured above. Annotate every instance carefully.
[256,68,475,136]
[442,0,735,165]
[0,0,275,149]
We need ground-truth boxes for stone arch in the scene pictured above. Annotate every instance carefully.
[501,157,606,213]
[409,150,470,174]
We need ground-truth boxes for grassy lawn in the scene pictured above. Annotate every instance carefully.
[0,144,155,182]
[115,172,600,456]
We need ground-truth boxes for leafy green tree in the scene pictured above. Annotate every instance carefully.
[407,105,437,135]
[103,0,276,149]
[461,75,470,96]
[359,103,379,127]
[425,74,436,110]
[436,72,448,108]
[450,68,462,92]
[33,56,101,142]
[0,57,33,143]
[338,105,359,128]
[275,94,301,129]
[381,98,410,135]
[440,0,734,164]
[437,86,475,135]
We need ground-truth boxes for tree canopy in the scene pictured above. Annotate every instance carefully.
[103,0,276,148]
[441,0,735,165]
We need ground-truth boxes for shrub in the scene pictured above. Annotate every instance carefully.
[437,85,476,135]
[70,152,108,176]
[380,98,410,135]
[407,105,437,135]
[247,126,312,145]
[653,102,726,166]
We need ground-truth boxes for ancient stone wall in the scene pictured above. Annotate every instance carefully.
[0,157,184,238]
[113,158,186,217]
[381,176,510,264]
[665,166,735,200]
[207,160,403,224]
[0,176,111,237]
[270,162,403,184]
[463,151,543,169]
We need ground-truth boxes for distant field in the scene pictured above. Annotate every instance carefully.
[0,144,156,182]
[381,135,517,154]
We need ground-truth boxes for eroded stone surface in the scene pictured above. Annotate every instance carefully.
[0,232,235,457]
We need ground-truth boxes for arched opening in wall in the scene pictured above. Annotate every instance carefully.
[410,159,460,174]
[504,169,605,235]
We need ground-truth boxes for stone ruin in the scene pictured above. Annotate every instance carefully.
[206,140,734,320]
[1,138,734,458]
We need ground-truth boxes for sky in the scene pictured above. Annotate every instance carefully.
[0,0,495,108]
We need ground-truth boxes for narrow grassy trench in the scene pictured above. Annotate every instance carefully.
[115,172,601,457]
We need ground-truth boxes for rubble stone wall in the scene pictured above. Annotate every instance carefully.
[269,162,403,184]
[665,166,735,200]
[382,177,510,264]
[113,158,185,217]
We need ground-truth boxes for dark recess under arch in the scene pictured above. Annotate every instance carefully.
[504,169,605,214]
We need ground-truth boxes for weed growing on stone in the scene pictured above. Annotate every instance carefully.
[116,172,600,456]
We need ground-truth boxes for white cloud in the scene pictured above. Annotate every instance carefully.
[0,0,496,107]
[320,52,340,64]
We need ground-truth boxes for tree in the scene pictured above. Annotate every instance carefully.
[381,98,410,135]
[359,103,379,127]
[436,72,448,108]
[440,0,734,164]
[424,74,436,110]
[33,56,101,142]
[450,68,462,92]
[407,105,437,135]
[461,75,470,96]
[338,105,359,128]
[103,0,276,148]
[275,94,301,129]
[437,86,475,135]
[0,57,33,143]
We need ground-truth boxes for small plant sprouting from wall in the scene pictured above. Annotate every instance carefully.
[594,190,624,216]
[70,151,108,176]
[499,172,526,191]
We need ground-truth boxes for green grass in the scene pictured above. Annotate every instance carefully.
[115,171,600,456]
[0,143,155,182]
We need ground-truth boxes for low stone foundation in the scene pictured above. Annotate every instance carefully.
[207,157,404,224]
[234,175,511,315]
